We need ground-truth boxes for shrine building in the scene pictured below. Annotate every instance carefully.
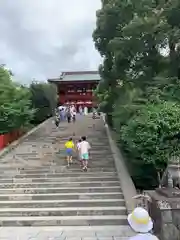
[48,71,101,110]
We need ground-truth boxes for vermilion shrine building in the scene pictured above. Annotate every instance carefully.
[48,71,100,110]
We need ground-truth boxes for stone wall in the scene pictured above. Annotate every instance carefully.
[102,114,137,213]
[146,191,180,240]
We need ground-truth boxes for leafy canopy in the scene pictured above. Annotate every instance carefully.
[29,82,57,124]
[0,66,34,134]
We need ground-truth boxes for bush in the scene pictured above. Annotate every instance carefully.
[118,101,180,188]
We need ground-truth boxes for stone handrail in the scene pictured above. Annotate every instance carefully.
[102,113,137,213]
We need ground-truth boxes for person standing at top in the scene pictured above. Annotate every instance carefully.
[54,108,60,128]
[127,207,159,240]
[79,136,91,171]
[72,108,76,123]
[59,107,65,121]
[64,138,75,167]
[66,107,71,123]
[59,109,63,121]
[79,105,82,115]
[61,107,66,121]
[84,106,88,115]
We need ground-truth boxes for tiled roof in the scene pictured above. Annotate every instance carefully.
[48,71,101,82]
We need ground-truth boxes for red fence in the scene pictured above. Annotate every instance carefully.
[0,130,25,150]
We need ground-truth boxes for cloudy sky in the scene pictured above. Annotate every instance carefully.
[0,0,101,83]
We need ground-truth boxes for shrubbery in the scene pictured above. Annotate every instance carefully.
[118,102,180,189]
[93,0,180,189]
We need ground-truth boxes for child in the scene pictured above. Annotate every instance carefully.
[128,207,159,240]
[65,138,75,166]
[79,136,91,171]
[76,139,82,167]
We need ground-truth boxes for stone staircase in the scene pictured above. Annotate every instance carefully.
[0,116,134,238]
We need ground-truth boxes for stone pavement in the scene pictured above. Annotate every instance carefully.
[0,116,135,239]
[0,226,133,240]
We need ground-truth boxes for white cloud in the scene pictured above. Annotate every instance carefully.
[0,0,101,82]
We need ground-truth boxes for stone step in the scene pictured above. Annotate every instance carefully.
[0,158,114,163]
[0,192,123,201]
[0,167,116,173]
[16,152,113,156]
[46,164,116,168]
[88,151,113,154]
[56,158,114,163]
[7,169,117,174]
[58,162,115,166]
[0,180,120,188]
[0,172,117,179]
[0,206,127,217]
[6,158,115,164]
[0,215,128,226]
[0,186,121,194]
[0,117,130,231]
[0,199,125,208]
[0,176,119,183]
[13,158,114,163]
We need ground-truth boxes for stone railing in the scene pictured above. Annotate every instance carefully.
[102,113,137,213]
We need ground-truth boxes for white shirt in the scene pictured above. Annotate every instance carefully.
[79,141,91,154]
[129,233,159,240]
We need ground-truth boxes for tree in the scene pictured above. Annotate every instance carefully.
[93,0,180,189]
[0,66,34,134]
[120,101,180,177]
[93,0,180,108]
[29,82,57,124]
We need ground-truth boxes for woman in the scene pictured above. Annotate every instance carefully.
[128,207,159,240]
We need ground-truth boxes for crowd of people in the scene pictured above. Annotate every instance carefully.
[55,105,77,126]
[54,105,99,126]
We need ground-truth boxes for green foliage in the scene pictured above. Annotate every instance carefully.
[120,102,180,170]
[29,82,57,124]
[0,65,58,138]
[0,67,34,134]
[93,0,180,189]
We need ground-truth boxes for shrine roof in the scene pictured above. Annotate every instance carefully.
[48,71,101,83]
